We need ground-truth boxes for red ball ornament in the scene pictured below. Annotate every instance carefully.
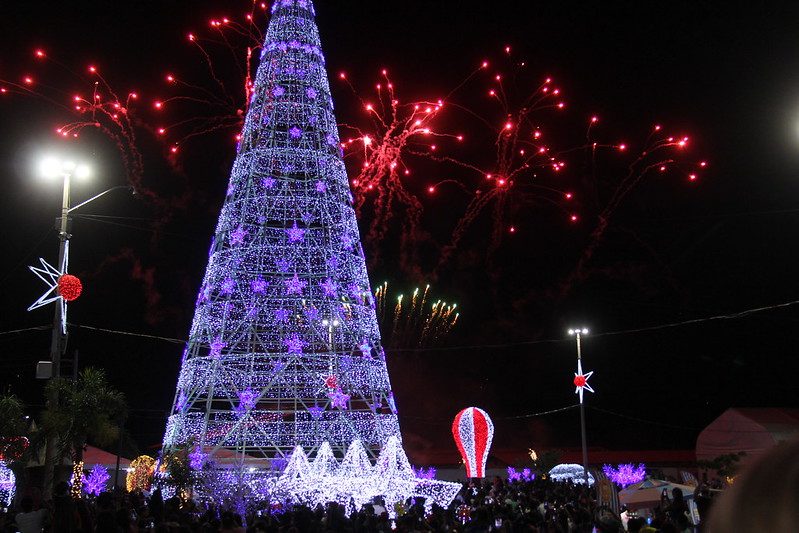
[574,375,587,388]
[325,375,338,389]
[58,274,83,301]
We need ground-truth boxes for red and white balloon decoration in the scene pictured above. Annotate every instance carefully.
[452,407,494,478]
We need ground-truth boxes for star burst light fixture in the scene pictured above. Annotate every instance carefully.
[568,328,594,403]
[573,360,594,403]
[27,253,81,334]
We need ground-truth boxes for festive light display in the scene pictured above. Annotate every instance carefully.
[168,437,459,515]
[602,463,646,488]
[84,464,111,496]
[127,455,155,492]
[507,467,534,482]
[70,460,85,498]
[27,255,74,334]
[57,274,83,301]
[573,358,594,404]
[452,407,494,478]
[0,436,28,463]
[0,462,14,507]
[160,0,457,508]
[549,463,595,486]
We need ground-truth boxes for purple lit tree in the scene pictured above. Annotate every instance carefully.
[602,463,647,487]
[84,464,110,496]
[162,0,402,473]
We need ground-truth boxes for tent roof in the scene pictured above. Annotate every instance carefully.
[82,445,131,468]
[696,408,799,462]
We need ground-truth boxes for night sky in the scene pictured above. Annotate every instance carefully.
[1,1,799,459]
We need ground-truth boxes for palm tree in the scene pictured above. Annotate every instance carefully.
[40,368,126,496]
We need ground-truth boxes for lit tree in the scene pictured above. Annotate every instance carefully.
[162,0,401,472]
[160,0,461,509]
[84,464,110,496]
[127,455,155,492]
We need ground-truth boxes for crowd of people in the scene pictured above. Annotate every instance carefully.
[9,436,799,533]
[0,475,709,533]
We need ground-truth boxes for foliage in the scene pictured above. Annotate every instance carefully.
[696,452,747,479]
[0,395,30,463]
[532,449,563,477]
[158,446,207,498]
[40,367,126,492]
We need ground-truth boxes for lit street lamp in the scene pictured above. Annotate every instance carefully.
[28,155,134,498]
[28,156,133,379]
[568,327,594,486]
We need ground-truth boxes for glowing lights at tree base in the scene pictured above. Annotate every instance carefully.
[161,437,460,515]
[549,463,595,486]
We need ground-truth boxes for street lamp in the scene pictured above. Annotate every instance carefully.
[28,156,133,378]
[37,157,91,380]
[568,327,594,486]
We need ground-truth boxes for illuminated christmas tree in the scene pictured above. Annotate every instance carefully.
[163,0,403,471]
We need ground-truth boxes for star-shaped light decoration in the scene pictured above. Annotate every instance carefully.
[329,387,350,409]
[341,234,353,251]
[272,359,286,373]
[573,359,595,404]
[286,222,306,242]
[230,225,247,245]
[284,334,306,355]
[27,257,72,334]
[236,387,258,414]
[262,177,276,188]
[209,337,227,358]
[358,340,372,358]
[189,446,208,470]
[285,274,307,294]
[320,277,337,297]
[308,405,324,420]
[315,180,326,193]
[221,277,236,295]
[274,308,290,322]
[289,126,302,139]
[251,278,268,293]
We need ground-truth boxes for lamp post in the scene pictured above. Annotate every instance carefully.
[31,156,132,497]
[41,158,91,380]
[568,328,594,487]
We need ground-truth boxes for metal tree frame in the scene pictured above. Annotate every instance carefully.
[163,0,401,468]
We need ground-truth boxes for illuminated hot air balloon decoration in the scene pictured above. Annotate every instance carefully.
[452,407,494,478]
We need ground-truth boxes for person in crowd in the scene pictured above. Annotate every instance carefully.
[12,496,49,533]
[708,437,799,532]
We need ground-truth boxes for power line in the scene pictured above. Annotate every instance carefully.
[2,297,796,352]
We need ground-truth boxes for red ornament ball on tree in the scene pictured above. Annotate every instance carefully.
[574,375,587,388]
[58,274,83,301]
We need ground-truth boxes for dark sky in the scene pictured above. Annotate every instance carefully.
[2,1,799,459]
